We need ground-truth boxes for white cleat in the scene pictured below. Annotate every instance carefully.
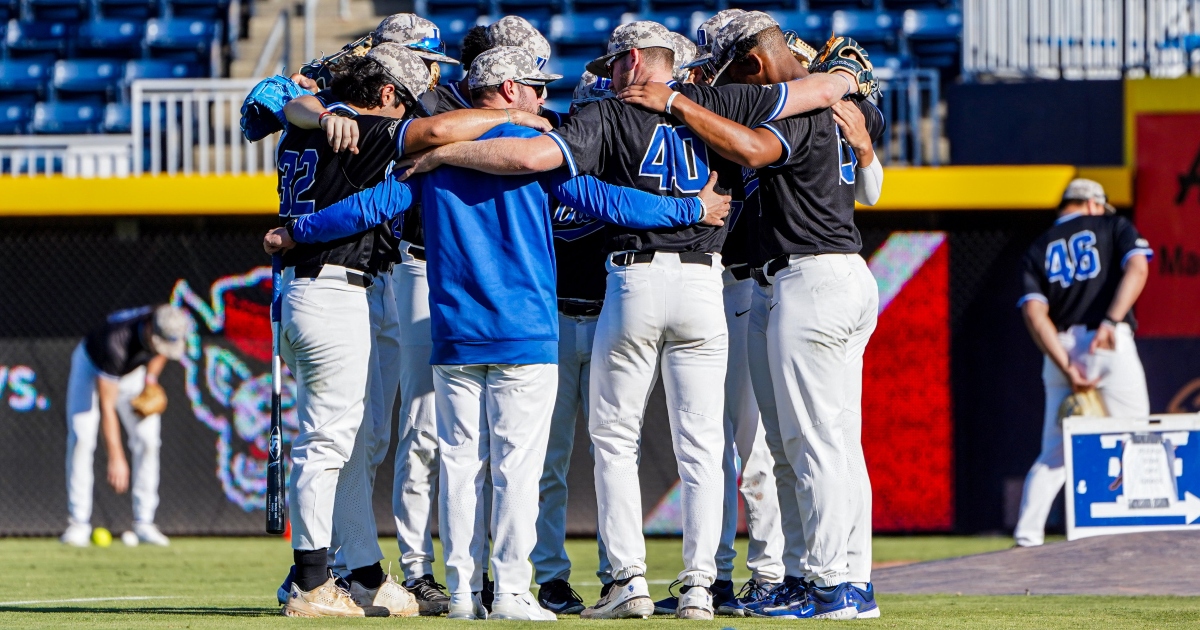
[281,577,367,618]
[580,576,654,619]
[133,523,170,547]
[60,522,92,547]
[676,585,714,620]
[490,591,558,621]
[448,592,488,620]
[349,574,420,617]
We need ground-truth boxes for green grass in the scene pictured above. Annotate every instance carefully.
[0,535,1194,628]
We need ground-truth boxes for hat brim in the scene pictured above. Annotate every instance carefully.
[151,335,185,362]
[680,54,712,70]
[524,70,564,83]
[585,52,620,79]
[412,50,461,65]
[711,57,736,86]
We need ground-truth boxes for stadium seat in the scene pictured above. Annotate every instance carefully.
[145,17,217,52]
[417,0,484,21]
[426,12,483,49]
[883,0,954,9]
[0,60,49,97]
[32,98,104,133]
[52,59,123,96]
[0,0,17,21]
[642,0,715,14]
[807,0,871,9]
[4,20,74,56]
[96,0,158,19]
[831,10,901,46]
[549,12,622,45]
[102,100,131,132]
[768,11,831,45]
[0,97,32,133]
[902,8,961,40]
[166,0,230,19]
[76,19,146,56]
[638,11,694,34]
[26,0,87,21]
[735,0,804,11]
[868,50,912,80]
[123,58,203,81]
[545,54,590,85]
[569,0,635,19]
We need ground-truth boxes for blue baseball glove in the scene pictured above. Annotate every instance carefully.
[240,75,308,142]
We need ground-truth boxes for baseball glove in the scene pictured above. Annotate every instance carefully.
[810,35,878,100]
[1057,389,1108,425]
[239,75,308,142]
[131,383,168,417]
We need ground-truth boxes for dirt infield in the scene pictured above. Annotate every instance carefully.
[875,531,1200,595]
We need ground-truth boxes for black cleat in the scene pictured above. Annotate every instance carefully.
[481,574,495,613]
[402,574,450,616]
[537,579,586,615]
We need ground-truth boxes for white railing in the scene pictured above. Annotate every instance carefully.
[876,69,943,167]
[965,0,1200,80]
[0,136,133,178]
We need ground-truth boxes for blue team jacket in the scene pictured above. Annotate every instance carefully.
[292,123,702,365]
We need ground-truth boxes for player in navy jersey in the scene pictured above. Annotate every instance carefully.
[1014,178,1152,547]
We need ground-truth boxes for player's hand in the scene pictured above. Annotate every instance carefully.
[107,454,130,494]
[617,82,676,113]
[263,227,295,254]
[508,109,553,133]
[397,147,442,180]
[1065,362,1099,393]
[1090,323,1116,353]
[832,100,872,156]
[321,115,359,154]
[290,73,318,93]
[696,172,731,226]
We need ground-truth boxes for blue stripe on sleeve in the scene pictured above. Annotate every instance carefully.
[1016,293,1049,308]
[546,131,578,176]
[396,118,415,156]
[758,123,792,167]
[1122,248,1154,268]
[766,83,788,122]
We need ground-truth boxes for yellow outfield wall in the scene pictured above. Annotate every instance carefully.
[0,165,1133,216]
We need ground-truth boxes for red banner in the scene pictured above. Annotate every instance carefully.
[1135,113,1200,338]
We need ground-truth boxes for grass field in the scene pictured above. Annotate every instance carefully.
[2,535,1197,629]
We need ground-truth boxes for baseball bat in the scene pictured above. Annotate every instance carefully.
[266,254,286,534]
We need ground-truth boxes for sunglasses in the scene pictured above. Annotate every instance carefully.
[516,81,549,99]
[605,50,630,71]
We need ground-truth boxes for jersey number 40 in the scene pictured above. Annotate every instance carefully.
[639,124,710,194]
[278,149,318,217]
[1045,230,1101,288]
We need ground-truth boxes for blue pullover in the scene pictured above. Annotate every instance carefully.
[292,123,703,365]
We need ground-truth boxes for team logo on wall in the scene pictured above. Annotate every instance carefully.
[169,267,299,511]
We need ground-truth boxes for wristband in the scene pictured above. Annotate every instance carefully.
[318,110,333,125]
[504,108,512,123]
[840,73,855,98]
[1101,318,1118,330]
[665,91,680,115]
[693,197,705,223]
[285,219,297,241]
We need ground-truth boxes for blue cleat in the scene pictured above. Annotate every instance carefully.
[652,581,679,615]
[849,583,880,618]
[276,565,296,605]
[810,582,859,620]
[709,579,736,616]
[719,578,776,617]
[746,576,813,619]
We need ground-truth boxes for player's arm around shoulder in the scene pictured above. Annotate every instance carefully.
[263,174,416,252]
[400,108,552,154]
[399,133,564,179]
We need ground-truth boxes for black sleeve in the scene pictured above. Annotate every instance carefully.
[758,114,813,168]
[857,99,886,144]
[1020,243,1048,303]
[1112,216,1153,269]
[342,117,403,189]
[686,83,788,127]
[546,100,607,177]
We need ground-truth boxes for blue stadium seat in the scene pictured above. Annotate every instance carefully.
[902,8,961,40]
[4,20,74,55]
[418,0,484,21]
[0,60,49,96]
[96,0,158,19]
[76,19,146,55]
[807,0,871,9]
[545,54,590,85]
[569,0,635,19]
[426,12,482,49]
[123,58,203,80]
[883,0,954,9]
[103,100,131,132]
[145,17,217,52]
[166,0,230,19]
[643,0,715,14]
[769,12,831,45]
[736,0,803,10]
[867,50,911,79]
[26,0,87,21]
[549,12,621,45]
[0,97,32,133]
[831,10,901,46]
[0,0,17,21]
[638,11,693,33]
[32,98,104,133]
[52,59,122,96]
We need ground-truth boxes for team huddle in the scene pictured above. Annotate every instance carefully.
[249,7,886,621]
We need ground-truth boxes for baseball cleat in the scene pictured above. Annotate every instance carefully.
[349,574,420,617]
[403,573,450,615]
[276,566,296,605]
[481,575,495,613]
[746,576,813,618]
[652,580,680,615]
[282,577,381,618]
[675,585,714,620]
[447,592,488,620]
[720,578,776,617]
[848,583,880,618]
[580,576,654,619]
[537,579,585,615]
[133,522,170,547]
[809,582,859,620]
[490,591,559,621]
[709,579,736,616]
[60,522,92,547]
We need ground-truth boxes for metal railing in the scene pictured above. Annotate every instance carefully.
[965,0,1200,80]
[876,69,943,167]
[0,136,133,178]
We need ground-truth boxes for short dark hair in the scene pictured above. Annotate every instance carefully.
[460,25,490,69]
[468,85,499,103]
[732,26,786,65]
[331,56,417,111]
[640,46,675,70]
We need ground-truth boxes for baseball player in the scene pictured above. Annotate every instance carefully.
[618,14,886,619]
[268,45,730,620]
[1013,178,1152,547]
[398,19,856,620]
[61,304,187,548]
[668,32,697,83]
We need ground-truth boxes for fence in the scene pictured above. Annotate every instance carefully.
[964,0,1200,80]
[876,69,943,167]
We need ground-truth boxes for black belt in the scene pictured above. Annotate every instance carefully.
[558,298,603,317]
[408,245,426,261]
[750,266,770,287]
[728,264,753,281]
[611,251,713,267]
[292,263,373,288]
[765,255,790,278]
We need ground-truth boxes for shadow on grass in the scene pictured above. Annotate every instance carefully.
[0,606,277,617]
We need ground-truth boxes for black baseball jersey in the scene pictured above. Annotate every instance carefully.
[1020,214,1153,331]
[84,306,156,378]
[278,115,403,275]
[748,99,886,264]
[548,83,788,254]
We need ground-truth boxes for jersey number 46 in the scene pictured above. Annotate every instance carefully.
[1045,230,1101,288]
[639,124,710,194]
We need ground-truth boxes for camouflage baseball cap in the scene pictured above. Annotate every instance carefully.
[586,20,676,78]
[681,8,745,69]
[1061,178,1116,213]
[365,43,432,112]
[373,14,460,65]
[711,11,780,85]
[571,70,614,105]
[468,46,562,90]
[487,16,552,70]
[669,32,697,82]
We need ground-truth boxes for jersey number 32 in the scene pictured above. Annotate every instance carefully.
[1045,230,1101,288]
[639,125,710,193]
[278,149,318,217]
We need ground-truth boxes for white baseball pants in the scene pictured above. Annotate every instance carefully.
[718,271,786,584]
[590,252,727,588]
[330,269,400,574]
[1014,323,1149,547]
[435,363,557,596]
[65,343,161,527]
[280,265,372,554]
[767,253,878,587]
[390,247,442,580]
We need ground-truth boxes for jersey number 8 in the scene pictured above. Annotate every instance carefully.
[639,124,711,194]
[1045,230,1102,288]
